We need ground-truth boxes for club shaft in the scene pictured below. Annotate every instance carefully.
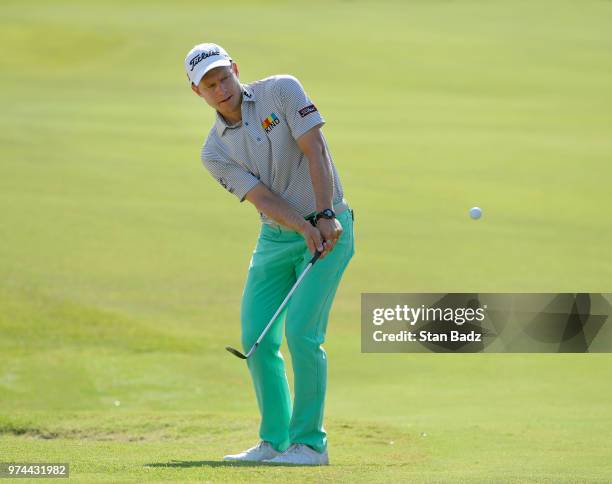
[245,256,318,358]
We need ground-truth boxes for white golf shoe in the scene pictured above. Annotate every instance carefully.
[223,441,281,462]
[263,443,329,466]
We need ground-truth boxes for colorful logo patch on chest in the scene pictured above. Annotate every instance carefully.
[262,112,280,133]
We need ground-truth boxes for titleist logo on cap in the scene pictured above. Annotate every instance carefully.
[189,49,221,71]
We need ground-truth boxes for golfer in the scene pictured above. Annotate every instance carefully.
[185,43,354,466]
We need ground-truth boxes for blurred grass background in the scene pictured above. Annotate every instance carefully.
[1,0,611,481]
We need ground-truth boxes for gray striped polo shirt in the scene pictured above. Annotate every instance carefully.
[200,75,347,225]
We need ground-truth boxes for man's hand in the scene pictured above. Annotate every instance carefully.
[316,218,343,257]
[299,220,327,258]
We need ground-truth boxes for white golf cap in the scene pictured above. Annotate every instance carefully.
[184,43,232,86]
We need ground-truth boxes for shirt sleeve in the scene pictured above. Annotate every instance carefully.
[274,75,325,140]
[201,141,260,202]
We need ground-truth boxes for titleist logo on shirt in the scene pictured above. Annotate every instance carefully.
[298,104,318,118]
[189,49,221,71]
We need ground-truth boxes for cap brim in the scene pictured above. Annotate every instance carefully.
[190,59,232,85]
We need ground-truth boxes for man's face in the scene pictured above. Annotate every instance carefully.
[192,64,242,116]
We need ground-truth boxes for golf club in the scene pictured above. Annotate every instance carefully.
[225,250,322,360]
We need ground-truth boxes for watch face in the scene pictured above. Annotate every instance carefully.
[319,209,335,219]
[315,209,336,222]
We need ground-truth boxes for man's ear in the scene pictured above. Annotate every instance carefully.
[191,83,201,96]
[232,62,239,78]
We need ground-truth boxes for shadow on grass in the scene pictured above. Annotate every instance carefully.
[146,460,275,468]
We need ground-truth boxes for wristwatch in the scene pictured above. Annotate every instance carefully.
[315,208,336,223]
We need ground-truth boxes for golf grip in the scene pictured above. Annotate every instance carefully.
[309,250,322,265]
[245,250,322,358]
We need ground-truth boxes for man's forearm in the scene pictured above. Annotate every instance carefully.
[255,189,311,233]
[308,147,334,212]
[300,130,334,212]
[245,182,324,254]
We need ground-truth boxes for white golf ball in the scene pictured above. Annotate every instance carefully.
[469,207,482,220]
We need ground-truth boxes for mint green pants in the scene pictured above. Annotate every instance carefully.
[240,208,354,454]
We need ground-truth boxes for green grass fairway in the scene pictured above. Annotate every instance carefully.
[2,0,612,481]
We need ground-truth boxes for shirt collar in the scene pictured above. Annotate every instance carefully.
[214,84,255,137]
[242,84,255,102]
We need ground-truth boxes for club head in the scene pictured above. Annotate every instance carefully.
[225,346,247,359]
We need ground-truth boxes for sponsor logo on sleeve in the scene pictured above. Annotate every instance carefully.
[298,104,318,118]
[261,112,281,133]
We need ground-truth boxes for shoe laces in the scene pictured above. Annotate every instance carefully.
[285,443,306,454]
[251,441,268,452]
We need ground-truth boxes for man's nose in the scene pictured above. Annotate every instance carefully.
[216,84,227,99]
